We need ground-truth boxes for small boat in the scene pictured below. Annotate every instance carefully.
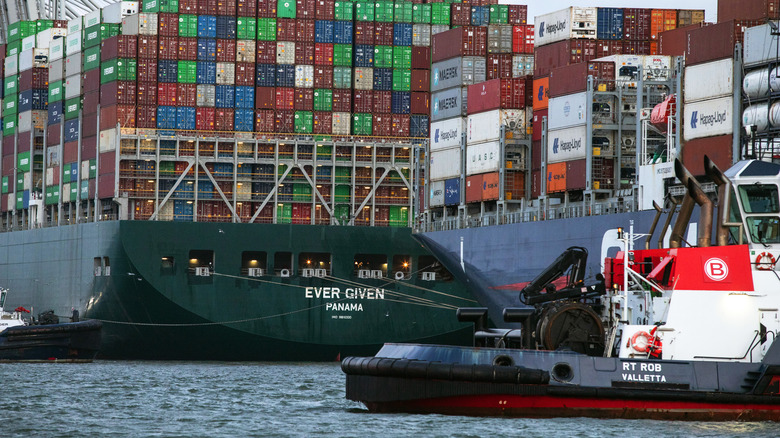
[343,157,780,421]
[0,289,103,362]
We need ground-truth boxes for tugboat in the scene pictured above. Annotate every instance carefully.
[0,288,102,362]
[343,157,780,420]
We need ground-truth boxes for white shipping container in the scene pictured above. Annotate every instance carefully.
[197,84,216,107]
[65,33,82,56]
[159,201,174,221]
[21,35,36,52]
[18,49,34,72]
[31,110,47,129]
[429,180,445,207]
[684,58,733,103]
[49,59,64,82]
[216,62,235,85]
[82,160,90,180]
[744,24,778,67]
[295,64,314,88]
[67,17,83,35]
[743,67,780,99]
[102,1,139,23]
[33,48,49,68]
[466,109,526,144]
[36,29,53,49]
[4,55,17,76]
[535,6,596,47]
[683,96,734,141]
[430,117,465,151]
[46,167,54,185]
[643,55,672,81]
[466,141,501,175]
[138,13,158,35]
[412,24,431,47]
[430,147,462,181]
[547,125,587,163]
[99,129,118,152]
[276,41,295,64]
[236,182,252,200]
[236,40,256,62]
[332,112,351,134]
[354,67,373,90]
[49,38,65,61]
[23,172,32,191]
[65,55,82,77]
[85,10,102,28]
[512,54,533,78]
[431,24,449,35]
[547,92,587,130]
[122,14,140,35]
[742,104,769,133]
[18,111,32,133]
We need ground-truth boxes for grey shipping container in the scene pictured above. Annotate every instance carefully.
[65,54,82,77]
[412,24,431,47]
[49,58,65,82]
[197,84,216,107]
[431,86,467,121]
[487,25,513,54]
[431,56,486,92]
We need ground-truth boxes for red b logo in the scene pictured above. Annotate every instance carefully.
[704,258,728,281]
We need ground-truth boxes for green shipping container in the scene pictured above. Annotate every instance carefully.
[374,46,393,68]
[16,191,23,209]
[49,80,63,102]
[489,5,509,24]
[236,17,257,40]
[45,186,59,205]
[1,176,8,193]
[81,180,89,198]
[392,46,411,69]
[179,15,198,37]
[394,1,413,22]
[257,18,277,40]
[277,203,292,223]
[389,206,409,227]
[375,1,394,22]
[16,172,24,189]
[117,58,138,81]
[412,4,431,23]
[64,98,81,120]
[89,160,97,178]
[316,144,332,159]
[352,113,372,135]
[334,204,350,222]
[293,183,312,201]
[333,44,352,67]
[63,165,71,183]
[100,23,121,39]
[294,111,313,133]
[71,183,79,201]
[6,41,21,57]
[4,75,18,95]
[178,61,197,83]
[159,161,175,175]
[101,60,119,83]
[83,46,101,71]
[277,0,296,18]
[7,21,35,43]
[83,24,102,48]
[3,118,16,137]
[143,0,179,12]
[355,1,375,21]
[17,151,31,172]
[392,69,411,91]
[313,89,332,111]
[334,1,354,20]
[333,67,351,89]
[334,167,351,182]
[142,0,161,12]
[334,186,350,202]
[431,3,450,25]
[3,94,17,116]
[36,20,54,31]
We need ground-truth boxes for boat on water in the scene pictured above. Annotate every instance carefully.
[343,157,780,420]
[0,288,102,362]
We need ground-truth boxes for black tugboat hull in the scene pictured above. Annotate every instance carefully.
[0,320,103,362]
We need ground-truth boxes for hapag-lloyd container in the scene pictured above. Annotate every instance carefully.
[466,109,525,144]
[684,58,734,103]
[465,141,500,175]
[683,96,734,141]
[431,26,487,62]
[429,146,461,181]
[431,56,486,92]
[534,6,597,47]
[430,117,465,151]
[466,78,525,113]
[547,92,587,130]
[547,125,587,163]
[532,76,549,111]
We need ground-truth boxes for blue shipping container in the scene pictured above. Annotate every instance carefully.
[173,200,193,221]
[213,162,232,176]
[48,101,63,125]
[410,114,429,138]
[391,91,411,114]
[32,89,47,110]
[235,86,254,109]
[199,180,214,199]
[158,59,178,82]
[18,90,32,112]
[471,6,489,26]
[174,182,193,199]
[197,15,217,38]
[256,64,276,86]
[215,85,235,108]
[196,61,217,84]
[176,107,196,130]
[22,190,30,209]
[334,21,353,44]
[71,162,78,181]
[315,166,332,178]
[278,183,292,201]
[215,16,237,39]
[64,119,80,142]
[197,38,217,61]
[444,178,460,206]
[354,44,374,67]
[315,20,334,43]
[275,64,295,87]
[235,109,254,131]
[160,140,176,155]
[157,106,177,129]
[393,23,412,46]
[373,68,393,91]
[237,163,253,177]
[597,8,623,40]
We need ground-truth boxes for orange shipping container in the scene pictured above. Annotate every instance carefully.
[532,76,549,111]
[650,9,677,40]
[546,162,566,193]
[465,174,482,203]
[482,172,500,201]
[504,171,525,200]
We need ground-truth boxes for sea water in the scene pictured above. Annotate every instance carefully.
[1,362,778,437]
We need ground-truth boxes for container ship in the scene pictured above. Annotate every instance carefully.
[413,1,780,327]
[0,0,546,359]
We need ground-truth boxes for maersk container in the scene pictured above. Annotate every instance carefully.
[333,66,351,88]
[393,23,413,46]
[444,178,460,205]
[597,7,624,40]
[412,4,431,24]
[276,64,295,87]
[354,67,373,89]
[535,7,597,47]
[315,20,334,43]
[333,21,353,44]
[742,104,769,133]
[354,44,374,67]
[295,64,314,88]
[683,58,734,103]
[391,91,411,113]
[215,16,237,39]
[294,110,313,133]
[235,108,254,131]
[743,67,780,99]
[197,38,217,61]
[196,61,216,84]
[429,147,460,180]
[412,24,430,46]
[431,57,486,91]
[278,0,296,18]
[431,86,464,121]
[215,85,235,107]
[373,68,393,90]
[197,15,217,38]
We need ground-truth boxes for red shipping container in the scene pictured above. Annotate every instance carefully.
[97,173,114,199]
[531,136,542,167]
[237,0,256,16]
[512,25,534,54]
[296,0,316,19]
[83,90,100,113]
[16,132,31,153]
[622,41,652,55]
[256,41,276,64]
[216,39,236,62]
[465,174,482,202]
[255,86,275,109]
[255,110,275,132]
[451,4,471,26]
[295,42,315,64]
[316,0,335,20]
[178,37,198,61]
[374,22,394,45]
[623,8,652,41]
[355,23,375,45]
[314,65,333,88]
[158,83,178,106]
[137,81,158,105]
[101,35,138,60]
[659,23,701,56]
[296,20,315,42]
[313,111,332,134]
[215,108,235,131]
[277,18,297,41]
[719,0,778,22]
[332,89,352,112]
[275,110,295,132]
[216,0,237,15]
[294,88,314,110]
[137,105,158,128]
[257,0,277,17]
[158,13,179,36]
[353,90,373,113]
[507,4,528,25]
[82,69,100,93]
[235,62,255,85]
[138,35,158,59]
[411,69,429,92]
[410,92,429,114]
[432,26,488,62]
[373,114,392,136]
[682,134,732,176]
[373,90,392,114]
[196,107,216,131]
[467,78,525,113]
[177,83,197,107]
[18,69,32,91]
[686,20,761,66]
[62,141,78,163]
[276,87,295,110]
[391,114,410,137]
[411,46,431,69]
[292,203,311,224]
[100,104,136,131]
[486,54,513,80]
[158,35,178,60]
[198,0,218,15]
[595,39,624,58]
[47,125,61,147]
[534,39,597,76]
[549,61,615,97]
[101,80,138,106]
[83,114,98,137]
[482,172,500,200]
[315,43,334,65]
[179,0,197,12]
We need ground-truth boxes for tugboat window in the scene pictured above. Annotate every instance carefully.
[738,184,780,244]
[353,254,387,278]
[299,252,331,276]
[242,251,267,276]
[274,252,293,276]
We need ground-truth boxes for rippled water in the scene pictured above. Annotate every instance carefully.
[1,362,778,437]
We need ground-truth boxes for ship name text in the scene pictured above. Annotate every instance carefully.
[621,362,667,382]
[305,287,385,300]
